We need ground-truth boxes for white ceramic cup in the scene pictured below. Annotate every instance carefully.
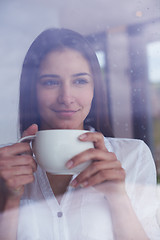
[19,129,94,175]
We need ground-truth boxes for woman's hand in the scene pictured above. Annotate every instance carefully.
[0,124,38,200]
[66,131,126,197]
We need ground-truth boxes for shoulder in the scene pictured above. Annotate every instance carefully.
[104,137,150,157]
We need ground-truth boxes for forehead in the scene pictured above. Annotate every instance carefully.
[39,48,91,73]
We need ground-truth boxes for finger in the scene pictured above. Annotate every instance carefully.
[79,131,107,151]
[79,168,125,188]
[66,149,117,169]
[86,168,125,187]
[6,174,35,189]
[22,124,38,137]
[0,155,37,172]
[0,166,35,179]
[0,142,32,157]
[71,159,122,187]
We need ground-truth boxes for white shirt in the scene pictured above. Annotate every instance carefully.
[17,137,160,240]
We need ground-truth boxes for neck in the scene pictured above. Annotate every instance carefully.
[46,173,73,203]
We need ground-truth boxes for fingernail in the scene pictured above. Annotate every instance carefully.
[80,181,88,188]
[78,133,87,140]
[66,160,74,169]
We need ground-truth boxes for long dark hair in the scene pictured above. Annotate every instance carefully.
[19,28,113,137]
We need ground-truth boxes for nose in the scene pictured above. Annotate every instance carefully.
[57,84,75,106]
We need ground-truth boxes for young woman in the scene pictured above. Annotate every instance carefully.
[0,28,159,240]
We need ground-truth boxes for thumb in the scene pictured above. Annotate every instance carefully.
[22,124,38,137]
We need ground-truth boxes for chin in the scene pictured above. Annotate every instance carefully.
[57,126,81,130]
[55,122,83,130]
[42,119,84,130]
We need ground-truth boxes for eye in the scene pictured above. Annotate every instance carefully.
[40,79,61,87]
[73,78,89,85]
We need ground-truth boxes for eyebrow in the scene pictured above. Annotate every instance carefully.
[38,73,92,80]
[72,73,92,77]
[38,74,60,80]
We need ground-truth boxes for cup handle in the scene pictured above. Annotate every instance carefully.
[18,135,36,143]
[18,135,36,161]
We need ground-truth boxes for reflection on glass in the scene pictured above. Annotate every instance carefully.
[0,1,160,239]
[147,41,160,180]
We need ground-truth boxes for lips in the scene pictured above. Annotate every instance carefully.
[53,109,80,117]
[54,109,79,113]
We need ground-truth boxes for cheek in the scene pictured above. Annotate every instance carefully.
[38,99,46,110]
[37,91,45,108]
[80,91,93,108]
[37,90,53,109]
[85,89,94,104]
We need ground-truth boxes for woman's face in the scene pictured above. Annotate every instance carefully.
[36,48,94,130]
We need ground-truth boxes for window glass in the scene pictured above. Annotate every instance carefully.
[147,41,160,180]
[0,0,160,238]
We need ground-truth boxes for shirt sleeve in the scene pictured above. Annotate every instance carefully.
[125,140,160,240]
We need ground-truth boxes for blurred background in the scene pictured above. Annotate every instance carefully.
[0,0,160,179]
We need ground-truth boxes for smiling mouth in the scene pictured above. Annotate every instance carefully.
[53,109,80,117]
[54,109,79,113]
